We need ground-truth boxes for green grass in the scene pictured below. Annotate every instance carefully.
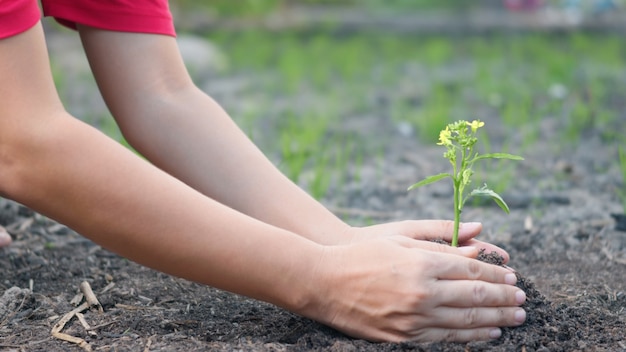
[50,26,626,201]
[310,150,332,200]
[172,0,491,19]
[276,109,330,184]
[215,30,624,196]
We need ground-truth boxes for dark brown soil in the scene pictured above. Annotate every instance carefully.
[1,188,625,351]
[2,11,626,351]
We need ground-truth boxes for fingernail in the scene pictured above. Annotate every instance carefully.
[489,328,502,339]
[515,290,526,305]
[504,273,517,285]
[514,309,526,324]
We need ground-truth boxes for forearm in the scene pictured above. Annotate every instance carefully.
[76,28,350,245]
[1,113,321,311]
[110,87,352,245]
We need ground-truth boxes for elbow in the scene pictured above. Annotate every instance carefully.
[0,141,33,202]
[0,110,69,202]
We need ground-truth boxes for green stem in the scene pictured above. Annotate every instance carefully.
[452,178,461,247]
[451,147,467,247]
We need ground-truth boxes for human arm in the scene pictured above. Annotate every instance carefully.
[75,26,511,260]
[0,24,322,309]
[1,23,525,342]
[77,26,352,245]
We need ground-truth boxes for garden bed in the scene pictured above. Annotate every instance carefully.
[1,120,624,351]
[1,21,625,351]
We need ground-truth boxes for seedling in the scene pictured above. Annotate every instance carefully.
[408,120,523,246]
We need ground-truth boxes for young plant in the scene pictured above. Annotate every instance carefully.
[408,120,523,246]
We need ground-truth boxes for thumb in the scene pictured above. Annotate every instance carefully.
[419,241,479,258]
[392,235,479,258]
[391,220,483,242]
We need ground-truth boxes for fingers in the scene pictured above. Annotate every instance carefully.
[0,225,11,247]
[391,236,484,263]
[428,306,526,328]
[412,326,506,342]
[316,238,527,343]
[391,235,471,251]
[460,239,511,263]
[417,259,527,340]
[389,220,511,263]
[391,236,517,288]
[392,220,482,241]
[410,305,526,342]
[430,252,516,284]
[433,280,526,307]
[407,274,526,343]
[352,220,512,264]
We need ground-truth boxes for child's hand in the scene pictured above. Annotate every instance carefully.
[304,236,525,342]
[343,220,509,263]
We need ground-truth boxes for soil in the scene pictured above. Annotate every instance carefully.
[2,14,626,352]
[612,213,626,232]
[1,125,625,351]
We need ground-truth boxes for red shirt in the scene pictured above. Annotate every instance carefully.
[0,0,176,40]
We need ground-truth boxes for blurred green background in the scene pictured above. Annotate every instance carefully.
[50,0,626,205]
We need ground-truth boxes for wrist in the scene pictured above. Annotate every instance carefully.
[280,244,335,322]
[318,221,353,245]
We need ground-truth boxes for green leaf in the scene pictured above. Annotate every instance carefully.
[468,187,511,214]
[407,173,452,191]
[472,153,524,162]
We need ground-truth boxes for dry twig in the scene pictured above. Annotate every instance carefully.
[143,336,153,352]
[76,312,97,336]
[51,281,105,351]
[100,282,115,294]
[114,303,164,311]
[80,281,103,313]
[51,301,91,351]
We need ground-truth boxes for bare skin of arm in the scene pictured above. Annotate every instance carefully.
[0,23,525,342]
[76,25,510,260]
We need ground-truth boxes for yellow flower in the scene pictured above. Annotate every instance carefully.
[437,127,452,146]
[467,120,485,133]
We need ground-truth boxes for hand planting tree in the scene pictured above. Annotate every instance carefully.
[408,120,523,247]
